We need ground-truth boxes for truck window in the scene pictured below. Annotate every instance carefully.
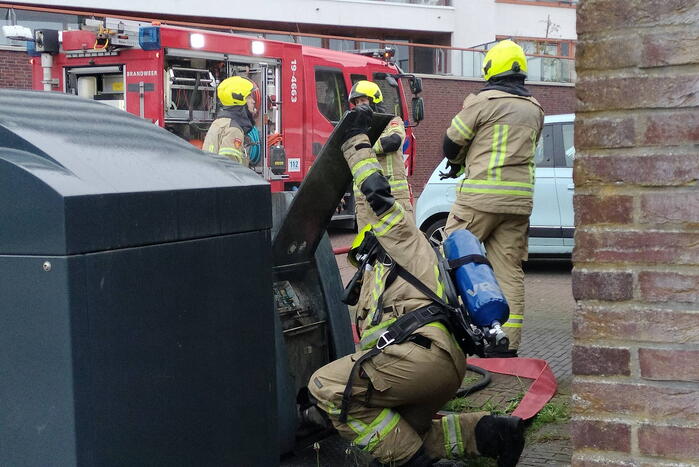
[373,74,404,119]
[315,68,349,123]
[350,74,367,85]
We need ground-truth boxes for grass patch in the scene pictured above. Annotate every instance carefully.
[528,401,570,432]
[442,392,524,415]
[443,396,471,412]
[462,372,483,386]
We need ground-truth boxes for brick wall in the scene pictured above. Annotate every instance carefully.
[409,76,575,196]
[0,49,32,89]
[572,1,699,465]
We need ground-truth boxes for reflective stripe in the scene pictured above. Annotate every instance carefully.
[352,157,382,186]
[441,414,464,458]
[451,115,474,140]
[373,138,383,155]
[488,124,500,180]
[347,416,368,435]
[323,405,368,436]
[495,124,509,181]
[366,263,387,324]
[385,151,394,176]
[434,265,445,300]
[219,147,244,163]
[458,179,533,197]
[324,403,341,416]
[389,179,409,192]
[354,408,401,452]
[530,131,538,184]
[208,144,215,152]
[372,202,405,237]
[503,313,523,328]
[360,317,396,350]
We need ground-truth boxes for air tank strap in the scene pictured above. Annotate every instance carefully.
[339,304,448,423]
[448,254,491,270]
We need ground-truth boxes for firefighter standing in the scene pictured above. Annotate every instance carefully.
[441,40,544,356]
[308,105,525,466]
[349,80,413,230]
[203,76,258,166]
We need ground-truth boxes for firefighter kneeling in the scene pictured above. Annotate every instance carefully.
[308,105,525,466]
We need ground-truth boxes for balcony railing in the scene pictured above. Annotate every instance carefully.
[454,49,575,83]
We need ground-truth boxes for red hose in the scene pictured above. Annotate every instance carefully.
[333,246,351,255]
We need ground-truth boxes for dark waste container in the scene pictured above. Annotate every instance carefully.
[0,90,276,466]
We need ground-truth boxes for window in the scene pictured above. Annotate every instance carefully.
[1,8,79,48]
[328,39,355,52]
[350,74,367,84]
[534,125,554,167]
[561,123,574,168]
[386,40,409,70]
[373,73,404,119]
[297,36,322,47]
[315,67,348,123]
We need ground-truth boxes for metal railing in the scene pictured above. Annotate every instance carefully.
[454,49,575,83]
[0,3,575,84]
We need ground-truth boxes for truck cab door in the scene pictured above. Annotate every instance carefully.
[310,65,349,156]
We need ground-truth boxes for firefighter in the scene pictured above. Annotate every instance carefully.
[440,39,544,356]
[203,75,258,166]
[308,105,525,466]
[348,80,413,230]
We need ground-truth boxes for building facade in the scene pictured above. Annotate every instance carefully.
[2,0,576,80]
[0,0,577,194]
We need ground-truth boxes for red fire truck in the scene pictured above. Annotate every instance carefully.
[29,19,424,217]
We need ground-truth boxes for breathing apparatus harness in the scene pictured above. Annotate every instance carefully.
[338,231,491,422]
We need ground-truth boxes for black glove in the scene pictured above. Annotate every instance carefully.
[439,160,463,180]
[342,104,373,141]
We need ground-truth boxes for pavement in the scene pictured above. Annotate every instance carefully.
[282,229,574,466]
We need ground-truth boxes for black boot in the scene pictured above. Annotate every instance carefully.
[474,415,525,467]
[370,446,437,467]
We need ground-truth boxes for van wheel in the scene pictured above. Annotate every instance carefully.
[424,218,447,247]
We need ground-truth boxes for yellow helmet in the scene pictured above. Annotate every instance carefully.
[348,224,374,268]
[348,80,383,105]
[217,76,256,106]
[482,39,528,81]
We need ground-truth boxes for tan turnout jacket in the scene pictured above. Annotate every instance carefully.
[202,118,248,167]
[446,90,544,216]
[354,116,412,229]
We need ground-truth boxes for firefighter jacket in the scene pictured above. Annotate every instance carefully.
[372,115,409,197]
[202,118,248,167]
[354,115,411,229]
[446,90,544,216]
[341,133,465,381]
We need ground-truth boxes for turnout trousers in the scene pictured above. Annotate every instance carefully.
[309,325,488,465]
[444,205,529,350]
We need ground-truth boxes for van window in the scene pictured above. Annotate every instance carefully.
[373,74,404,119]
[562,123,575,168]
[315,68,349,123]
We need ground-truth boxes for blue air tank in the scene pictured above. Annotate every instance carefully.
[443,229,509,327]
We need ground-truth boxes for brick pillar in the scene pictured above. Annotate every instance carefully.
[572,1,699,465]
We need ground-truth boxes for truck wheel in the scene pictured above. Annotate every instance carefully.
[424,217,447,247]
